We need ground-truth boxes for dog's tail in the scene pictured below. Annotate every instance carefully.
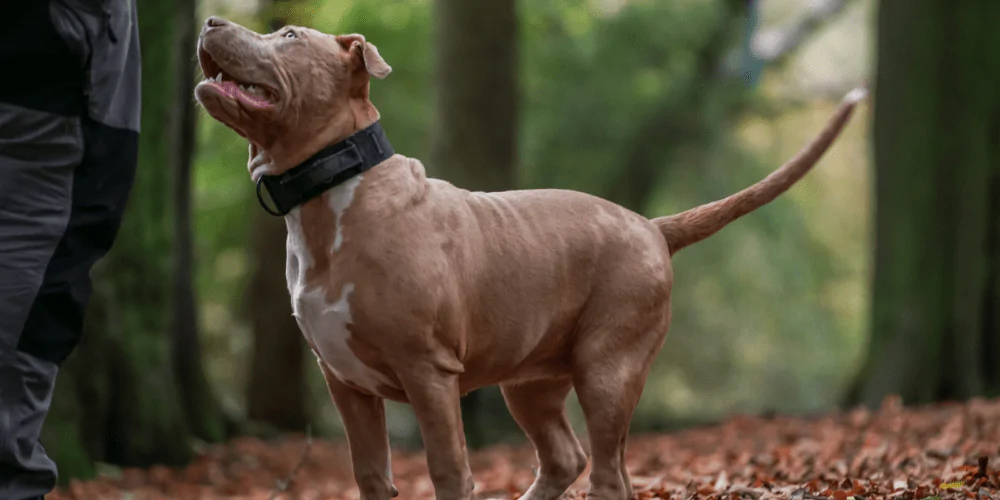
[652,87,868,256]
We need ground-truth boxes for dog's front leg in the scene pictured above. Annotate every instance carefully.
[400,367,475,500]
[319,362,398,499]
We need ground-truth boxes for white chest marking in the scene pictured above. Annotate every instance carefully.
[329,175,363,252]
[285,208,313,300]
[285,175,388,393]
[294,283,392,392]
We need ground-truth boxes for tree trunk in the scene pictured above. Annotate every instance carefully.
[431,0,520,448]
[83,0,194,465]
[848,0,1000,406]
[246,209,307,431]
[171,0,230,443]
[431,0,518,190]
[245,0,309,432]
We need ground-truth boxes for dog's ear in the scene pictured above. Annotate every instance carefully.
[335,34,392,80]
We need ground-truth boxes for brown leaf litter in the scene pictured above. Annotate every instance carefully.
[48,396,1000,499]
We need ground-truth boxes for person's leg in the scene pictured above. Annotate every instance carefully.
[0,123,138,499]
[5,113,139,500]
[0,1,139,498]
[17,116,140,367]
[0,102,82,500]
[0,3,86,497]
[0,92,139,500]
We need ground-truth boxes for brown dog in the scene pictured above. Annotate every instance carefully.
[194,16,864,500]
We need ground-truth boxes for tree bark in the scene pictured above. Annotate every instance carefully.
[431,0,520,448]
[848,0,1000,406]
[244,0,309,432]
[171,0,230,443]
[246,209,308,431]
[431,0,518,190]
[85,0,194,465]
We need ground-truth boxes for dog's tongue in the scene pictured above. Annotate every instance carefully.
[213,80,271,108]
[217,80,239,92]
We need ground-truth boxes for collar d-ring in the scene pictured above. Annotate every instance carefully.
[256,176,286,216]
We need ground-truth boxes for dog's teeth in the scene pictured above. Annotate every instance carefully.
[239,84,246,91]
[247,85,257,93]
[215,72,222,82]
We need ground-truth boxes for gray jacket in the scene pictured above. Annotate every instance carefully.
[49,0,140,131]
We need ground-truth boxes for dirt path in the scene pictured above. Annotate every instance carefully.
[49,396,1000,499]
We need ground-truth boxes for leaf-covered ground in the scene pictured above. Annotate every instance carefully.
[49,396,1000,499]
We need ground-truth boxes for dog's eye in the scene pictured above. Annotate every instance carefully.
[284,30,297,39]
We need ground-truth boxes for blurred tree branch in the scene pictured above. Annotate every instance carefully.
[617,0,859,213]
[732,0,855,88]
[751,0,853,64]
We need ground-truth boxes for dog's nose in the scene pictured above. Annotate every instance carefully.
[205,16,229,29]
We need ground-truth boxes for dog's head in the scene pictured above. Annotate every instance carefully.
[194,16,391,179]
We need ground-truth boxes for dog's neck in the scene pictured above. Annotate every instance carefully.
[251,100,380,180]
[271,101,389,276]
[281,150,428,287]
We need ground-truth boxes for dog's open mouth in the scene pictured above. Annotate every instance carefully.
[197,46,279,109]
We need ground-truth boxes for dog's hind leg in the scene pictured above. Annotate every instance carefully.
[500,377,588,500]
[573,361,651,500]
[571,318,669,500]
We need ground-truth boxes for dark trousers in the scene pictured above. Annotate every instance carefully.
[0,1,140,498]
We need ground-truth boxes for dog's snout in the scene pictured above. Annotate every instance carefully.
[205,16,229,29]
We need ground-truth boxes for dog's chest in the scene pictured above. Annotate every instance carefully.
[291,283,392,394]
[283,178,393,395]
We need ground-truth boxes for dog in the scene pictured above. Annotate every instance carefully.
[194,16,865,500]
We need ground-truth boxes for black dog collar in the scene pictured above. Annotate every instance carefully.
[255,121,395,216]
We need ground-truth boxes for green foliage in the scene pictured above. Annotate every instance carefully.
[520,0,729,198]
